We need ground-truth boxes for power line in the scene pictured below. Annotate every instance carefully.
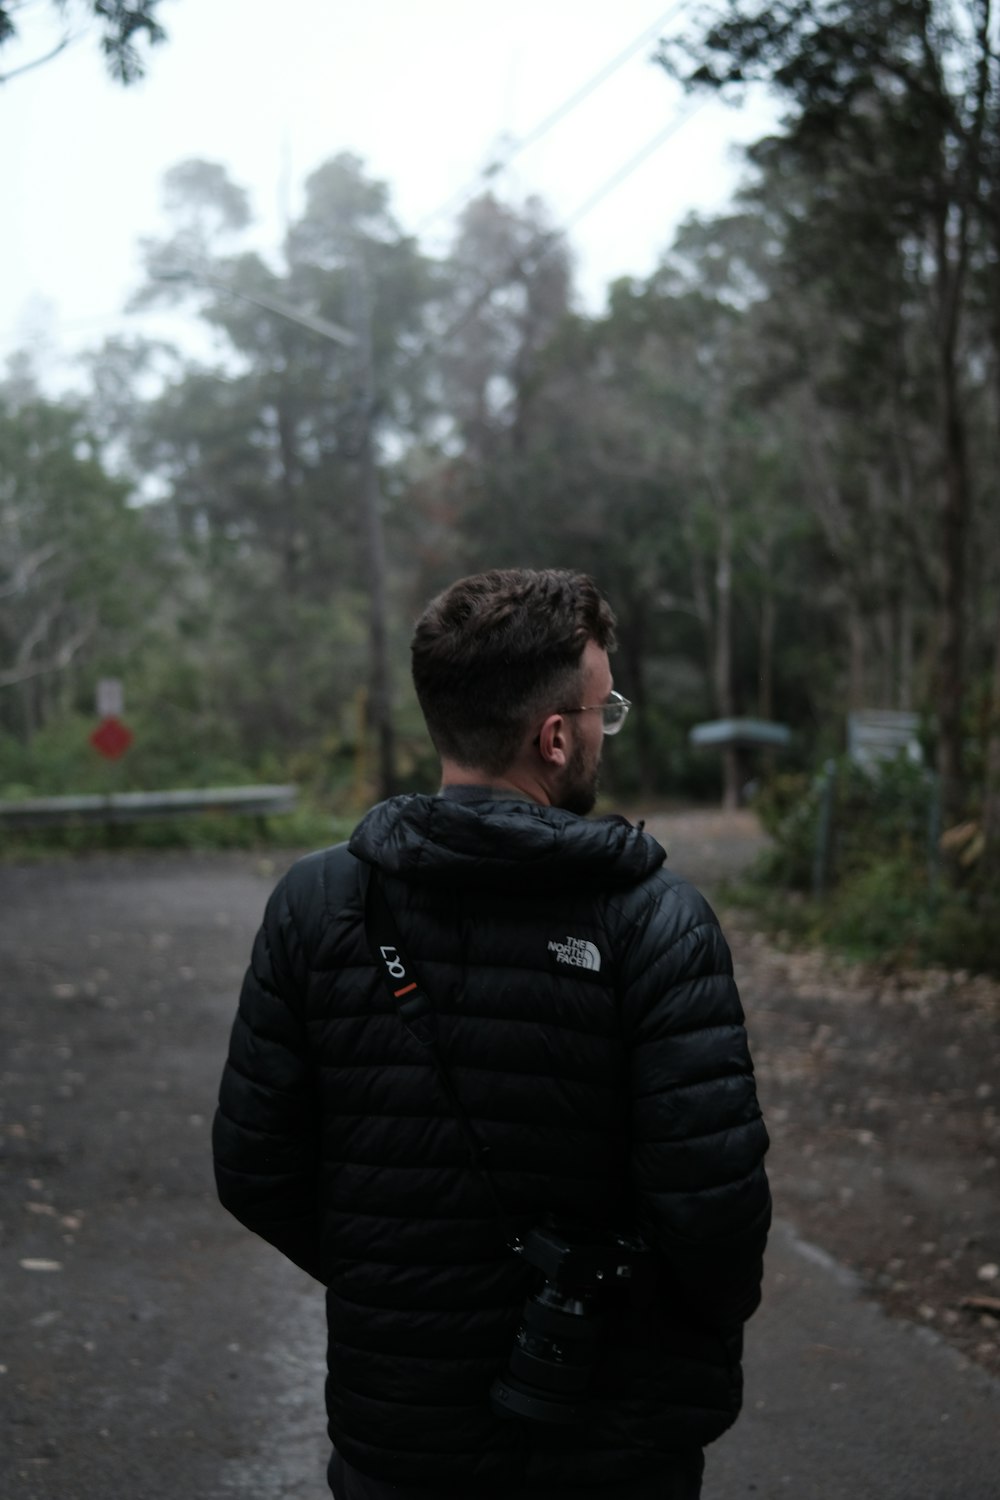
[412,0,689,239]
[501,2,688,162]
[434,95,709,351]
[561,98,706,238]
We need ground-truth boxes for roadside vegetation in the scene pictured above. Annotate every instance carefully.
[730,758,1000,979]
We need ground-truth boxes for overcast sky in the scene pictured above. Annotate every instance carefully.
[1,0,777,391]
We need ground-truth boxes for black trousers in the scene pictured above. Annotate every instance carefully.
[328,1448,705,1500]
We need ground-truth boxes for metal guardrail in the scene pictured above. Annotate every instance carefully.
[0,785,298,829]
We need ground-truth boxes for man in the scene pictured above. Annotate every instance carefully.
[213,567,770,1499]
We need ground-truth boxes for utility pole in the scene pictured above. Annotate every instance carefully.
[350,252,396,799]
[151,265,397,799]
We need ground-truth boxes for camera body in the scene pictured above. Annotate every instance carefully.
[490,1220,647,1426]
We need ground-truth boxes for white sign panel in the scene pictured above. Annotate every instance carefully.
[96,678,124,718]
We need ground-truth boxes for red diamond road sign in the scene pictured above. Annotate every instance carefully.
[90,716,134,760]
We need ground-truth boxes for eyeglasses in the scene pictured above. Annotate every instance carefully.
[557,689,632,736]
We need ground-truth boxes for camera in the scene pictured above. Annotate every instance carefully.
[490,1220,646,1425]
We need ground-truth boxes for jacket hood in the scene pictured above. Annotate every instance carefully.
[348,793,666,893]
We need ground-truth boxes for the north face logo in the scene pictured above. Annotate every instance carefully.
[548,936,602,973]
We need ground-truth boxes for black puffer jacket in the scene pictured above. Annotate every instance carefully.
[213,793,770,1489]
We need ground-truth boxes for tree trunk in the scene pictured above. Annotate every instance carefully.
[847,604,866,712]
[928,39,975,826]
[715,506,739,809]
[353,254,396,800]
[898,596,914,713]
[936,357,968,825]
[981,598,1000,871]
[877,605,894,708]
[758,591,776,723]
[620,620,654,799]
[360,429,395,800]
[275,396,302,596]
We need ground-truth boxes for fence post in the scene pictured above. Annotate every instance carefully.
[812,758,837,899]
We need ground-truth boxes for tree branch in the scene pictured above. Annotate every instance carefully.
[0,31,77,85]
[0,614,96,690]
[0,540,61,601]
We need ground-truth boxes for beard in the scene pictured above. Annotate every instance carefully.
[555,734,601,816]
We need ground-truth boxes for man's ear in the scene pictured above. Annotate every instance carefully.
[536,713,569,768]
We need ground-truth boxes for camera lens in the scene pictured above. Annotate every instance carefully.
[491,1277,607,1422]
[508,1288,601,1394]
[490,1223,644,1425]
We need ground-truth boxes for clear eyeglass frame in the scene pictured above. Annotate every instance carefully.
[557,689,631,736]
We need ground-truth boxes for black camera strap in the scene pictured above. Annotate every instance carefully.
[361,863,524,1256]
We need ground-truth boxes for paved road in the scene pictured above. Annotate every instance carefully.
[712,1223,998,1498]
[1,828,997,1499]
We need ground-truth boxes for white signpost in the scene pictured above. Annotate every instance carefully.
[847,710,923,769]
[96,678,124,718]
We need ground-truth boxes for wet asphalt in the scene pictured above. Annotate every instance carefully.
[1,831,997,1499]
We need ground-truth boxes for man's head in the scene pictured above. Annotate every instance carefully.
[411,568,618,813]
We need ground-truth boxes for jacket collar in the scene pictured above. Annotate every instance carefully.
[437,784,533,805]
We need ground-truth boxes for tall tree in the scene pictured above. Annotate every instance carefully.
[660,0,998,820]
[132,154,439,794]
[0,375,154,741]
[436,193,573,464]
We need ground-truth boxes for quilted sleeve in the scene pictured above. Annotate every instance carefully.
[212,870,324,1282]
[618,875,771,1327]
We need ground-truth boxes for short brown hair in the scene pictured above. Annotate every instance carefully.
[411,569,616,775]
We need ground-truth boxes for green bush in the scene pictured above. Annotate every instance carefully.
[0,714,263,798]
[919,886,1000,975]
[826,756,936,880]
[750,754,937,893]
[750,770,819,888]
[736,754,998,977]
[821,855,931,963]
[0,803,356,859]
